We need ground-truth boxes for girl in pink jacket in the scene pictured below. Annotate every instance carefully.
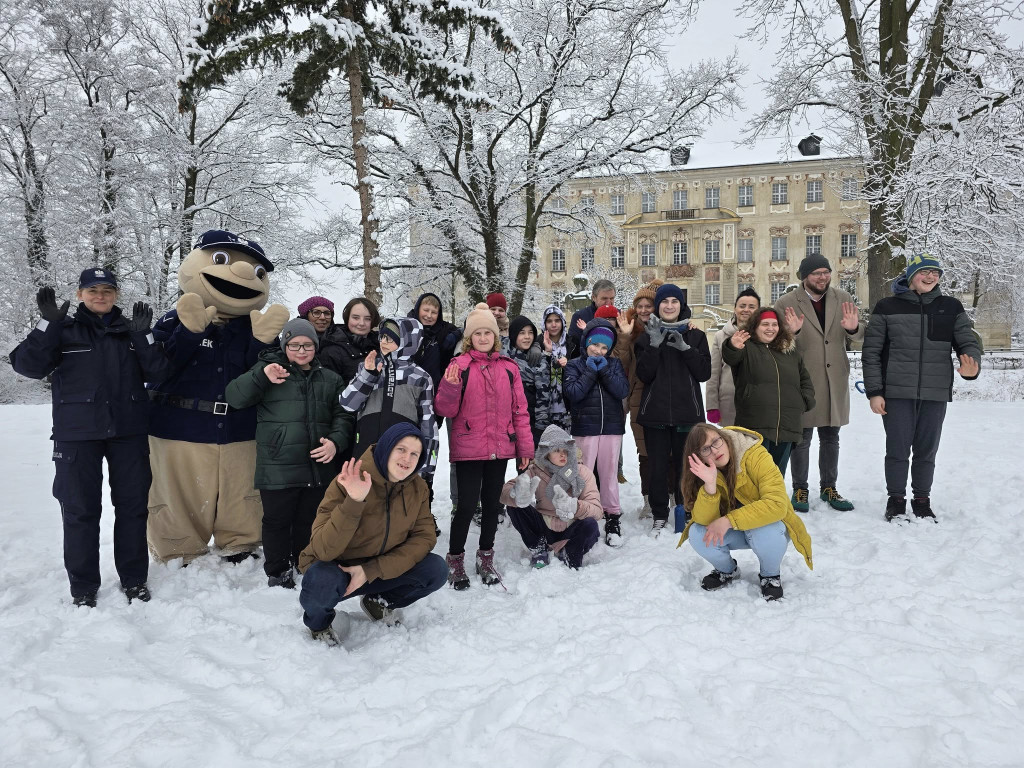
[435,303,534,589]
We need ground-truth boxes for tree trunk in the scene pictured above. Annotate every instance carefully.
[22,140,50,283]
[345,42,381,306]
[866,199,907,309]
[509,185,539,316]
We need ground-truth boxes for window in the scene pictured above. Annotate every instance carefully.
[738,185,753,207]
[806,180,823,203]
[737,282,753,294]
[705,284,720,306]
[841,279,858,297]
[841,177,859,200]
[805,234,822,256]
[551,197,566,211]
[641,243,656,266]
[551,249,565,272]
[771,182,788,205]
[610,194,625,215]
[705,239,721,263]
[672,241,688,265]
[581,247,594,271]
[611,245,624,268]
[771,236,788,261]
[580,196,594,210]
[705,187,720,208]
[771,280,788,303]
[841,233,857,258]
[642,192,656,213]
[673,189,688,210]
[738,238,753,263]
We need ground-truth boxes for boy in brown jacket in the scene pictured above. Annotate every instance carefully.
[298,422,447,645]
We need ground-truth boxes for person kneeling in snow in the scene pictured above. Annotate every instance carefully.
[297,423,447,646]
[501,425,602,569]
[678,424,812,601]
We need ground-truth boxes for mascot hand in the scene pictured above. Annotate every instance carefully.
[177,293,217,333]
[250,303,289,344]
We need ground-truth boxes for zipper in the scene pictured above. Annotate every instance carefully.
[305,369,321,485]
[916,295,925,400]
[769,345,781,442]
[378,485,393,555]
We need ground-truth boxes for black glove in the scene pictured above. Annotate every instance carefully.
[646,315,666,348]
[526,343,543,367]
[129,301,154,333]
[37,287,69,324]
[665,331,691,352]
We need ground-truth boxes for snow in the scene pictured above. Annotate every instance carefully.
[2,381,1024,767]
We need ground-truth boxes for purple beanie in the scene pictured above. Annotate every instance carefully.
[298,296,334,317]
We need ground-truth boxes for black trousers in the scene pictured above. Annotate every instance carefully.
[259,486,325,577]
[52,435,151,598]
[882,399,947,497]
[449,459,508,555]
[643,426,689,520]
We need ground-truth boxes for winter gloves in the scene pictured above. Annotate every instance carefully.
[128,302,154,334]
[646,315,666,347]
[585,355,608,371]
[665,330,690,352]
[551,485,578,521]
[36,287,69,324]
[647,316,690,352]
[511,473,542,508]
[176,293,288,342]
[706,409,721,424]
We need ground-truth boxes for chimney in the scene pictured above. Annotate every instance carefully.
[797,134,821,156]
[670,145,691,166]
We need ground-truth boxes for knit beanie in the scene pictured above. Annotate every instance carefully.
[379,319,401,346]
[280,318,319,350]
[594,305,619,320]
[464,302,501,338]
[633,279,663,306]
[905,253,943,282]
[797,253,832,279]
[372,422,427,479]
[653,284,690,319]
[297,296,334,317]
[585,326,615,349]
[485,292,507,310]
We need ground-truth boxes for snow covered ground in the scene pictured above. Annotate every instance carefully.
[2,381,1023,768]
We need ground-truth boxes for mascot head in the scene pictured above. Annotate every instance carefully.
[179,230,273,317]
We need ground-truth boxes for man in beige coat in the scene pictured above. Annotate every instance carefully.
[774,254,864,511]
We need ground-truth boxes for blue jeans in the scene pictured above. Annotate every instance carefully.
[688,521,788,578]
[299,554,448,631]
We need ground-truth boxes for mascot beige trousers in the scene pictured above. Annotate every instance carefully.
[147,437,262,562]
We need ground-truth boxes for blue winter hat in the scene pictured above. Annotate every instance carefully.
[372,422,427,479]
[585,326,615,349]
[905,253,943,282]
[78,267,118,290]
[653,283,690,319]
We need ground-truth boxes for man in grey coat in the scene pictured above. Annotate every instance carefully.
[861,254,980,522]
[776,254,864,512]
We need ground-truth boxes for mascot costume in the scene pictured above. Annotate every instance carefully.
[146,230,289,563]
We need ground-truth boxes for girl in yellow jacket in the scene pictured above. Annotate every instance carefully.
[678,425,812,600]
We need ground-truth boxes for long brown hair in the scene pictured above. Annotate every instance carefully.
[743,307,795,352]
[681,424,739,517]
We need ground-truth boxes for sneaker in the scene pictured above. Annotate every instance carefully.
[651,518,667,537]
[310,626,340,647]
[819,487,854,511]
[223,550,260,564]
[123,584,151,603]
[73,591,98,608]
[529,539,550,568]
[638,495,652,519]
[885,495,907,522]
[605,514,623,547]
[268,570,296,589]
[446,552,470,590]
[759,574,784,601]
[475,548,502,586]
[701,560,739,591]
[791,488,809,513]
[911,496,936,522]
[360,595,401,625]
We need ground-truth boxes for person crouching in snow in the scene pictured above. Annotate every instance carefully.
[501,425,602,568]
[563,318,630,547]
[297,423,447,646]
[678,424,812,601]
[225,319,353,589]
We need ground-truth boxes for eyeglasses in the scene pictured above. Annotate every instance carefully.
[308,309,333,318]
[807,269,831,278]
[698,437,725,457]
[285,343,316,352]
[915,269,941,277]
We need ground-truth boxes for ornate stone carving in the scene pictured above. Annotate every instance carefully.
[803,225,825,234]
[769,226,791,236]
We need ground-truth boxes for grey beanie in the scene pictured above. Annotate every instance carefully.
[798,253,832,279]
[535,424,576,463]
[280,318,319,350]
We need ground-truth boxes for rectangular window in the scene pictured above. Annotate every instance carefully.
[841,279,858,297]
[806,180,823,203]
[737,282,753,294]
[771,281,788,303]
[580,196,594,210]
[641,243,656,266]
[642,192,656,213]
[705,284,721,306]
[841,177,859,200]
[704,239,721,263]
[738,185,753,207]
[841,233,857,258]
[738,238,753,263]
[771,236,788,261]
[672,241,688,265]
[581,247,594,271]
[610,245,625,268]
[673,190,688,210]
[551,197,566,211]
[771,182,788,205]
[805,234,822,256]
[610,194,624,215]
[705,187,720,208]
[551,249,565,272]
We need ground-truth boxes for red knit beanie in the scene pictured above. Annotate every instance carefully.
[594,305,619,319]
[485,292,507,310]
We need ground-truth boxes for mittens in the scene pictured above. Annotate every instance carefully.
[176,293,218,333]
[511,473,541,508]
[551,485,577,521]
[586,356,600,371]
[250,304,289,343]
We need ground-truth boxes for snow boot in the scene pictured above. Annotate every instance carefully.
[361,595,401,626]
[268,570,296,589]
[604,514,623,547]
[791,488,809,513]
[73,591,98,608]
[123,584,152,603]
[911,496,936,522]
[651,517,668,537]
[701,559,739,591]
[475,548,502,586]
[820,487,854,511]
[885,495,907,522]
[759,574,784,601]
[529,538,550,568]
[446,552,470,590]
[310,626,340,647]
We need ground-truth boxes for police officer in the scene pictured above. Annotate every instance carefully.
[10,269,171,607]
